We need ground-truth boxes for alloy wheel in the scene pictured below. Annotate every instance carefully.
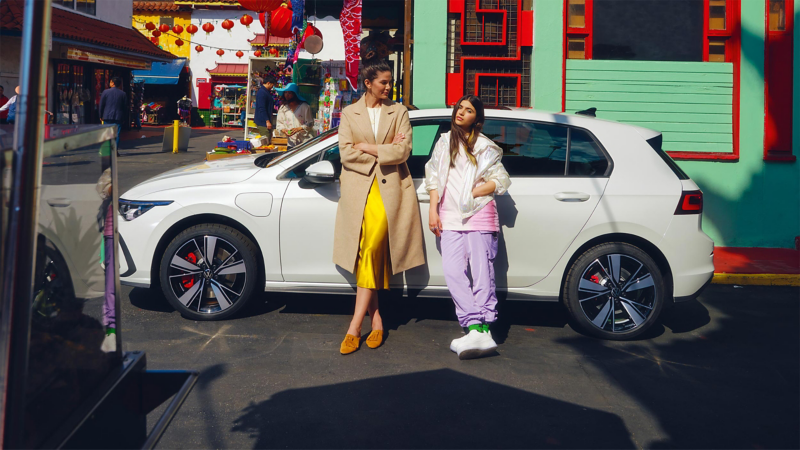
[578,253,657,334]
[167,235,248,314]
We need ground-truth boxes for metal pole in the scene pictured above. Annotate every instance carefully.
[1,0,53,447]
[402,0,413,106]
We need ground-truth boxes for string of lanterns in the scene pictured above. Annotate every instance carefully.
[135,17,274,56]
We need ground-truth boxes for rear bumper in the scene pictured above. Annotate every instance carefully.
[674,271,713,303]
[660,214,715,299]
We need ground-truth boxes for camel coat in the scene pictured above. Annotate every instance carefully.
[333,96,425,275]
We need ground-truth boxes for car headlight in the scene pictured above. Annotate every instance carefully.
[119,199,173,221]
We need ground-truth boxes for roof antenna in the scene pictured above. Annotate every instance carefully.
[576,107,597,117]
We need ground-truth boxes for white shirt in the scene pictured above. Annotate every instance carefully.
[367,106,381,140]
[276,102,314,147]
[0,95,16,112]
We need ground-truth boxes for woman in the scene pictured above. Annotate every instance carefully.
[275,83,314,148]
[424,95,511,360]
[334,60,425,355]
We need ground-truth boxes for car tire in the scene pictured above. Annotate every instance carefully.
[160,224,258,321]
[563,242,665,340]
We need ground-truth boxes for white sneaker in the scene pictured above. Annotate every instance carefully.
[450,332,471,353]
[456,330,498,360]
[101,334,116,353]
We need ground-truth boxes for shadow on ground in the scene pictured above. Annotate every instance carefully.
[231,368,635,449]
[558,285,800,449]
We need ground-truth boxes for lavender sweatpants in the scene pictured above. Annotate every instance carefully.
[440,230,499,327]
[103,236,116,329]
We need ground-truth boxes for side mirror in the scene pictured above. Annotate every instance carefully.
[303,160,336,184]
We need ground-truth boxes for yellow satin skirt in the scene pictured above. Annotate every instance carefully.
[356,178,390,290]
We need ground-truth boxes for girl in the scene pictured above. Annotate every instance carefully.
[333,59,425,355]
[424,95,511,360]
[275,83,314,148]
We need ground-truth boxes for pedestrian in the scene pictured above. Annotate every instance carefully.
[0,86,20,125]
[99,77,127,155]
[96,167,116,353]
[0,85,9,124]
[333,59,425,355]
[254,75,276,142]
[424,94,511,360]
[275,83,314,148]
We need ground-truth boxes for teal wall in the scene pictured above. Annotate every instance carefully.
[412,0,447,109]
[565,60,734,153]
[532,0,563,111]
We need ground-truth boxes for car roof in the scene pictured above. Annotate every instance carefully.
[408,108,661,141]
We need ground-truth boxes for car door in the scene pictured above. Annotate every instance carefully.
[484,119,610,288]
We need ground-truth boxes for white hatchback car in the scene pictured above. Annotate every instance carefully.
[118,109,714,340]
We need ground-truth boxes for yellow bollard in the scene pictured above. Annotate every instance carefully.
[173,120,180,153]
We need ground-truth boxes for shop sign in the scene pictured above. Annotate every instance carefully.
[66,47,150,70]
[196,78,208,86]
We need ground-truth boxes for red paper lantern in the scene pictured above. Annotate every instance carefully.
[268,4,293,38]
[301,24,323,54]
[238,0,284,13]
[240,14,254,29]
[195,45,204,52]
[216,49,225,57]
[186,24,198,35]
[151,37,159,44]
[175,39,184,47]
[172,24,184,34]
[159,23,170,33]
[152,29,161,38]
[145,22,156,31]
[268,47,279,56]
[236,50,244,59]
[254,50,262,57]
[221,19,234,32]
[202,22,215,35]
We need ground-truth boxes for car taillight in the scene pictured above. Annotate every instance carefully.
[675,190,703,215]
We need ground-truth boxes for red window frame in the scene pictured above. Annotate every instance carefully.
[474,73,523,107]
[763,0,796,162]
[562,0,742,162]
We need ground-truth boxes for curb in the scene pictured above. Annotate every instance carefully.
[712,273,800,286]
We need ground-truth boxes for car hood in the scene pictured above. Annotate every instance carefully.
[122,155,262,199]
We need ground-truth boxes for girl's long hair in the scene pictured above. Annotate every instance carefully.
[449,95,485,167]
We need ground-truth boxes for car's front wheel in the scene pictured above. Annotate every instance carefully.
[563,243,665,340]
[160,224,258,320]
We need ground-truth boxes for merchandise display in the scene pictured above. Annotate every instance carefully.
[315,61,360,133]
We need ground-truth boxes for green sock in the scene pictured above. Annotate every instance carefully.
[481,324,490,333]
[468,324,483,333]
[106,327,116,336]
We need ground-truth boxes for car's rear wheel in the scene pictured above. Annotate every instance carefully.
[564,243,665,340]
[160,224,257,320]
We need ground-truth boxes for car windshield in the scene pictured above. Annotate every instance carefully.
[256,128,339,168]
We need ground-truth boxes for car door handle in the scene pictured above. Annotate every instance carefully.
[554,192,590,202]
[47,198,71,207]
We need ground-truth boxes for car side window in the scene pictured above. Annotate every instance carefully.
[322,145,342,178]
[408,119,450,179]
[283,145,340,179]
[482,119,568,177]
[568,128,609,177]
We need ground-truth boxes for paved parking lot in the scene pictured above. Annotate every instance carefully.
[116,130,799,449]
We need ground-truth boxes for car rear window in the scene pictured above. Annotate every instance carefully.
[647,135,690,180]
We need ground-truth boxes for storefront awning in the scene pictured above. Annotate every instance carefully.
[207,63,249,78]
[248,34,293,48]
[133,59,188,85]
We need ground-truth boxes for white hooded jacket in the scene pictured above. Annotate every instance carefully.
[424,131,511,220]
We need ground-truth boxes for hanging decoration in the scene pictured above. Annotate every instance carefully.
[221,19,235,34]
[202,22,215,36]
[186,23,198,35]
[236,50,244,59]
[152,29,161,38]
[195,45,204,52]
[268,3,294,38]
[216,49,225,57]
[145,22,156,31]
[340,0,362,90]
[240,14,254,29]
[290,0,305,35]
[172,24,184,34]
[300,24,323,54]
[175,39,184,47]
[269,47,279,56]
[150,37,159,45]
[238,0,284,14]
[254,50,262,57]
[159,23,170,33]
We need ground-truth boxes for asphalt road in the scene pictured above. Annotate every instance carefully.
[116,130,799,449]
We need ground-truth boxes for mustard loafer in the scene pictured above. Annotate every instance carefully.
[365,330,384,349]
[340,334,360,355]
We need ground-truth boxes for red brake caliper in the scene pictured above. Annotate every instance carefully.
[181,252,197,289]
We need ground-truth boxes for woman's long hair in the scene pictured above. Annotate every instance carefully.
[449,95,485,167]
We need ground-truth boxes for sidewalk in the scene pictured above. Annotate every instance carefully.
[713,246,800,286]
